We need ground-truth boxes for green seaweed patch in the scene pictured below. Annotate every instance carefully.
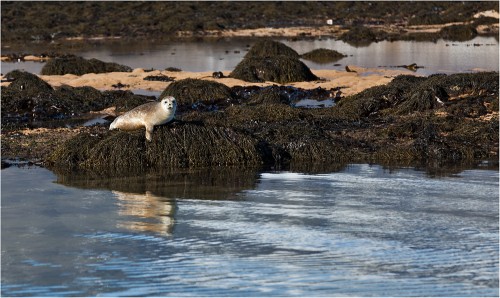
[300,48,347,64]
[41,56,132,75]
[244,39,300,59]
[230,55,318,84]
[160,78,235,106]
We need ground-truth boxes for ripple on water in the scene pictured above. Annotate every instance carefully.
[1,164,498,296]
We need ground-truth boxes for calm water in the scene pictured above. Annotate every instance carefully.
[1,36,498,76]
[1,164,498,296]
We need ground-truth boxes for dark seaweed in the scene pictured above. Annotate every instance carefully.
[2,2,496,42]
[41,56,132,75]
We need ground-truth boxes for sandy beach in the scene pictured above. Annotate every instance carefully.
[1,66,416,98]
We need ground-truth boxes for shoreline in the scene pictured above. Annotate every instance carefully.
[1,15,498,45]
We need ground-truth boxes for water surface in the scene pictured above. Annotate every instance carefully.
[2,36,498,76]
[1,164,498,296]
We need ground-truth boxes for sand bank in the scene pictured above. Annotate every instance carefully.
[1,66,416,97]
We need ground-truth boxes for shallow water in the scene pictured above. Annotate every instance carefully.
[1,164,498,296]
[1,36,498,76]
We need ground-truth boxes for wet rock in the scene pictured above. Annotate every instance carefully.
[111,82,129,89]
[41,56,132,75]
[1,160,12,169]
[165,67,182,72]
[212,71,224,79]
[301,48,347,64]
[400,63,423,71]
[345,66,356,73]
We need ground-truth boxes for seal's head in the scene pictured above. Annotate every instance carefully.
[161,96,177,112]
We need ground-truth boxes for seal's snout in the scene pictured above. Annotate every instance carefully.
[162,96,177,110]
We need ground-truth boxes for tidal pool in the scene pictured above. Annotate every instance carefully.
[1,163,498,296]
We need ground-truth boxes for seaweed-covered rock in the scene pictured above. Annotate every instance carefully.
[1,70,153,126]
[248,86,291,105]
[396,72,498,114]
[160,78,235,106]
[244,39,300,59]
[230,39,318,84]
[41,56,132,75]
[104,90,154,113]
[30,71,500,172]
[230,55,318,84]
[332,72,499,119]
[439,24,478,41]
[48,123,268,172]
[339,26,383,45]
[4,70,53,93]
[1,71,64,122]
[301,48,347,63]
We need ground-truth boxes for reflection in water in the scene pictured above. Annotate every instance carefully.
[53,166,261,200]
[113,190,175,236]
[54,167,262,236]
[1,163,498,296]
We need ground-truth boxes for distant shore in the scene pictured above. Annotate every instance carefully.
[1,2,498,43]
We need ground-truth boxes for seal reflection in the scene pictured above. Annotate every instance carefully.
[113,190,175,236]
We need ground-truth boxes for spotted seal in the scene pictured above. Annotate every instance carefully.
[109,96,177,141]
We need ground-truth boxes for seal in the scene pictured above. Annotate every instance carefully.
[109,96,177,141]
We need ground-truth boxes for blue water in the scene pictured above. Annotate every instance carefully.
[1,164,498,296]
